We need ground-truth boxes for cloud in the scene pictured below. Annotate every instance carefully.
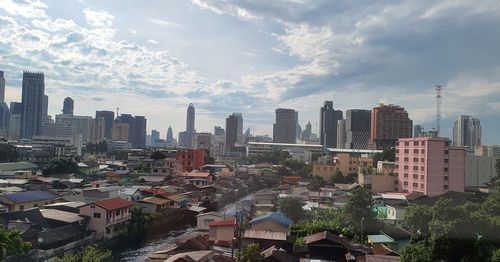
[148,18,184,28]
[147,39,159,44]
[83,8,113,27]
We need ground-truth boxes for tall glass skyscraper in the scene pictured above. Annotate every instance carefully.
[273,108,298,144]
[184,103,195,148]
[20,71,45,139]
[63,97,74,115]
[320,101,343,148]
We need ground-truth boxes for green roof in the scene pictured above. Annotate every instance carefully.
[0,162,39,172]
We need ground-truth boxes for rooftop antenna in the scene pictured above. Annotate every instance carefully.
[116,107,120,118]
[435,85,443,136]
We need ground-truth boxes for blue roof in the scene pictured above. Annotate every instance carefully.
[250,212,293,227]
[4,191,55,203]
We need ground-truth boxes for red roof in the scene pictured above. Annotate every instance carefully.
[94,197,134,211]
[209,219,237,227]
[105,171,120,177]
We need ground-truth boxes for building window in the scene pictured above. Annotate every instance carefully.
[444,167,449,172]
[421,149,425,154]
[444,159,449,164]
[404,157,409,162]
[421,166,425,171]
[444,150,449,155]
[420,183,424,188]
[422,141,425,146]
[421,175,425,180]
[404,173,408,178]
[444,185,449,190]
[413,182,418,187]
[34,203,38,207]
[444,176,449,181]
[413,158,418,162]
[404,165,409,170]
[413,166,418,171]
[414,141,419,146]
[404,181,408,186]
[93,212,101,218]
[413,174,418,179]
[421,158,425,162]
[395,149,399,153]
[19,205,24,211]
[405,142,409,146]
[404,149,409,154]
[413,149,419,154]
[395,157,399,161]
[116,209,121,216]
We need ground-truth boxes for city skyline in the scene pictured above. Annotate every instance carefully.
[1,1,500,143]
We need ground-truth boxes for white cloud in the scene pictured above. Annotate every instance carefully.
[148,18,184,28]
[147,39,159,44]
[83,8,114,27]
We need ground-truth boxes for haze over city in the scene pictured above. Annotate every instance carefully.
[1,0,499,143]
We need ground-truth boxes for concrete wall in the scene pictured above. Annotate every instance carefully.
[465,155,498,188]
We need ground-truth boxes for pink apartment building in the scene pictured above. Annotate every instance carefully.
[395,137,465,196]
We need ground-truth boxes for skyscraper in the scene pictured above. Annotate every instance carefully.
[20,71,45,139]
[184,103,196,148]
[370,103,413,149]
[8,102,22,139]
[10,102,23,115]
[62,97,74,115]
[134,116,147,147]
[233,113,244,145]
[273,108,298,144]
[151,129,160,147]
[42,94,49,118]
[320,101,343,148]
[414,124,423,137]
[0,71,10,132]
[336,119,346,149]
[302,121,312,140]
[345,109,371,149]
[226,113,239,150]
[214,126,225,136]
[116,113,136,146]
[166,125,174,145]
[453,115,481,148]
[95,110,114,140]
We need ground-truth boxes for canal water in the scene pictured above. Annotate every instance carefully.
[112,193,255,261]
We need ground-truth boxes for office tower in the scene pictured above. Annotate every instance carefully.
[336,119,346,149]
[396,137,465,196]
[166,125,174,145]
[178,131,188,147]
[227,112,243,145]
[302,121,312,140]
[320,101,343,148]
[226,113,239,150]
[55,114,92,142]
[62,97,74,115]
[414,124,423,137]
[0,71,10,131]
[194,132,212,151]
[20,71,45,139]
[10,102,23,115]
[116,113,136,145]
[214,126,225,136]
[474,145,500,157]
[42,95,48,117]
[453,115,481,148]
[151,130,160,147]
[345,109,371,149]
[112,123,129,141]
[95,110,114,140]
[273,108,298,144]
[184,103,196,148]
[90,117,105,142]
[370,103,413,149]
[134,116,147,147]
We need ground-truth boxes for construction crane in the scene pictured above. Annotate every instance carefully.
[435,85,443,136]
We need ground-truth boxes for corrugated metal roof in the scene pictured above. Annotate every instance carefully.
[249,212,292,227]
[93,197,134,211]
[40,209,84,223]
[3,190,54,203]
[243,230,287,241]
[209,219,236,227]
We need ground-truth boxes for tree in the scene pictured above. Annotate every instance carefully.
[127,207,152,237]
[492,248,500,262]
[496,159,500,180]
[236,243,264,262]
[330,170,345,183]
[54,245,112,262]
[0,143,19,162]
[42,158,79,176]
[345,187,379,233]
[278,197,305,223]
[400,239,433,262]
[403,204,433,236]
[0,226,31,260]
[150,151,166,160]
[308,176,325,191]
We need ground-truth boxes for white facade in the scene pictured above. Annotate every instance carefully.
[55,114,92,142]
[196,212,224,231]
[465,155,498,189]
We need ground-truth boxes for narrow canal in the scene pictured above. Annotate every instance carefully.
[112,193,255,261]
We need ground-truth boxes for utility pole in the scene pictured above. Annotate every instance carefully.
[360,217,365,243]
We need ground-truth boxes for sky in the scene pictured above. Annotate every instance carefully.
[0,0,499,143]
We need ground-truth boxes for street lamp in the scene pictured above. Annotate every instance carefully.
[360,217,365,243]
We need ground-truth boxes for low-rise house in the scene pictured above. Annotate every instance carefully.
[105,171,122,183]
[166,194,189,208]
[249,212,293,234]
[140,197,170,213]
[40,209,85,227]
[242,230,292,252]
[208,218,237,247]
[196,211,224,231]
[77,161,99,175]
[179,171,213,187]
[82,186,121,200]
[79,197,134,239]
[43,201,87,213]
[299,231,371,261]
[0,162,38,179]
[0,191,55,211]
[120,187,144,201]
[385,204,407,225]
